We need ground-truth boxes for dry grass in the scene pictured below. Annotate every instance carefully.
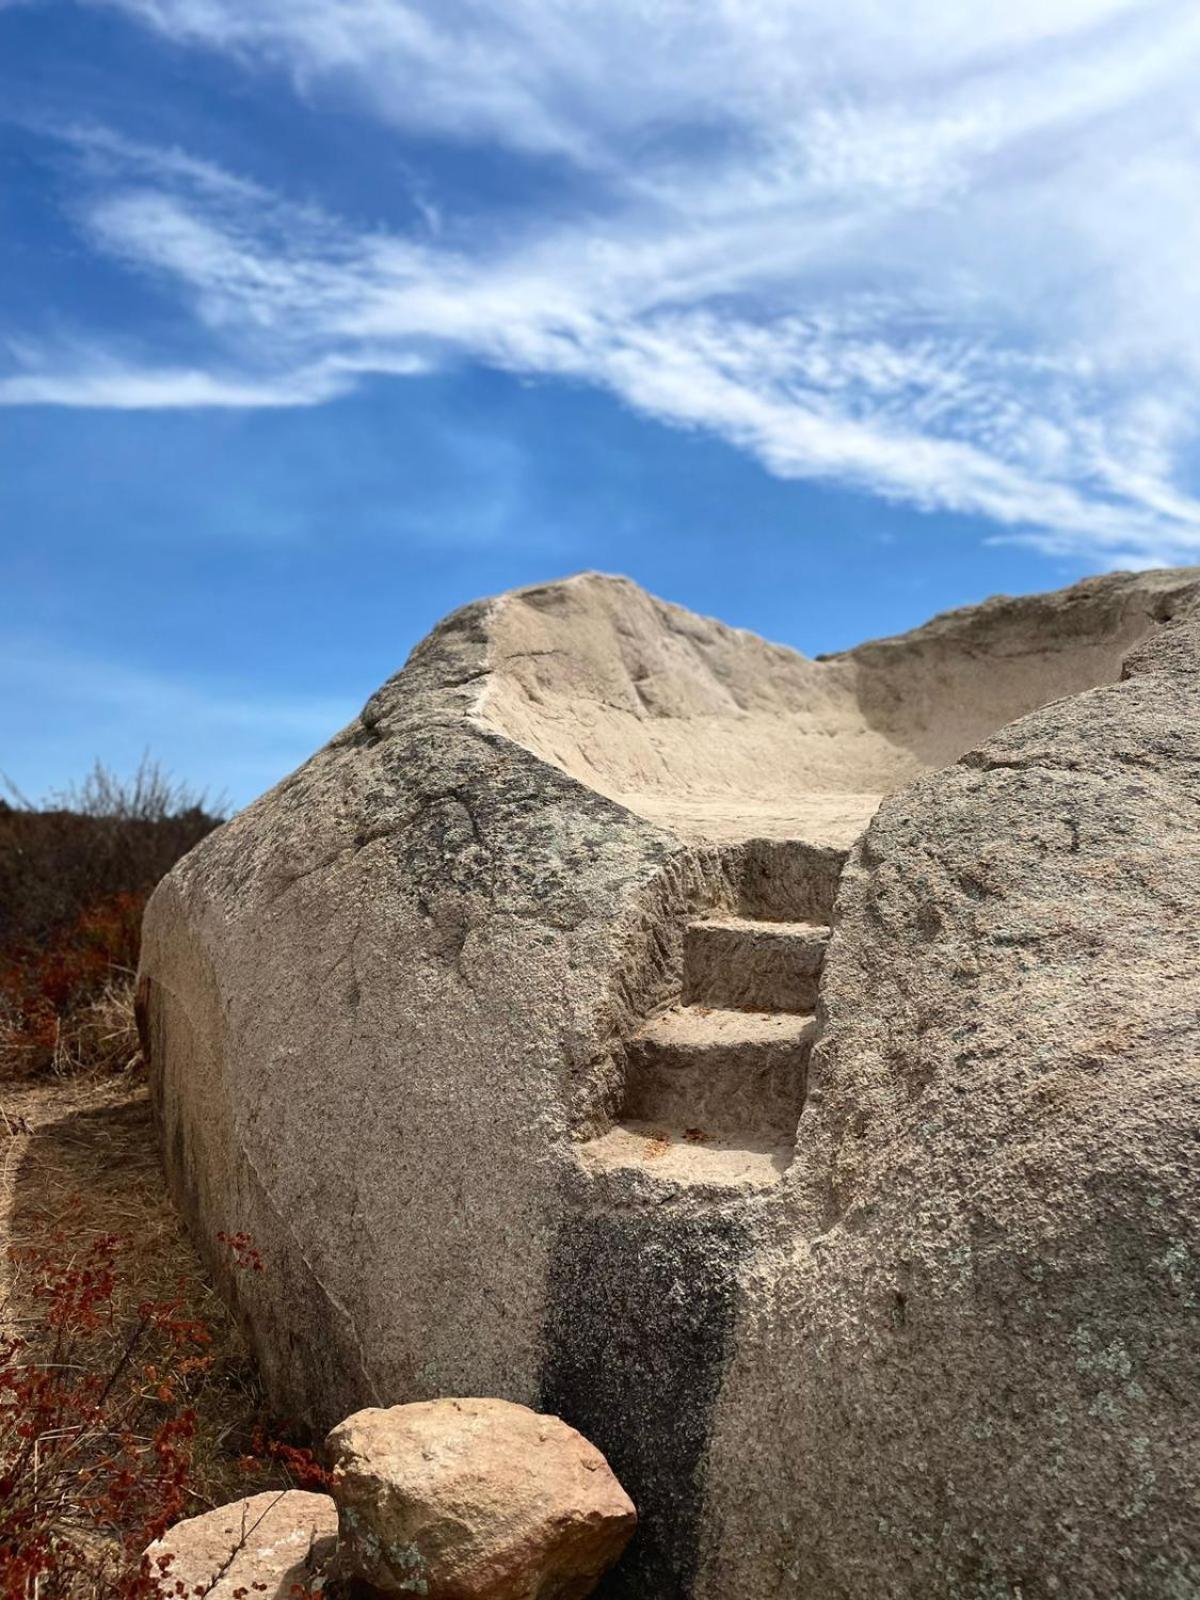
[0,1070,306,1599]
[55,977,145,1080]
[1,1072,280,1534]
[2,1073,266,1484]
[0,972,143,1086]
[0,765,297,1595]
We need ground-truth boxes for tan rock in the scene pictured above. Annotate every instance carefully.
[140,567,1200,1597]
[326,1397,636,1599]
[699,598,1200,1598]
[145,1490,337,1599]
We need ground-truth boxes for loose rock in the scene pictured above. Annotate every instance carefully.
[326,1397,637,1599]
[145,1490,337,1599]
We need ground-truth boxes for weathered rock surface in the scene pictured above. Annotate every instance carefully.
[327,1397,636,1600]
[699,600,1200,1598]
[145,1491,336,1599]
[139,567,1200,1598]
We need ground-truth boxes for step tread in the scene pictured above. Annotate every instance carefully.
[687,916,830,939]
[582,1122,791,1190]
[635,1005,816,1051]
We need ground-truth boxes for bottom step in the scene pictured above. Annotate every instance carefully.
[581,1122,791,1194]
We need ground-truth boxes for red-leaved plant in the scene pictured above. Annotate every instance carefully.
[0,1232,209,1599]
[0,1230,325,1600]
[0,892,146,1079]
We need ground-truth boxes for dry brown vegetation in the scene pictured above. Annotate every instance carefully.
[0,764,301,1598]
[0,759,221,956]
[0,759,221,1085]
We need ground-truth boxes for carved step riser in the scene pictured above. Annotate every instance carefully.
[734,838,845,922]
[622,1030,815,1144]
[683,922,829,1014]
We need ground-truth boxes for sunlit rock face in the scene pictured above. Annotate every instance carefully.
[139,567,1200,1599]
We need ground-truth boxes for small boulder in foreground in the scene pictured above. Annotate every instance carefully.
[145,1489,337,1598]
[326,1396,637,1600]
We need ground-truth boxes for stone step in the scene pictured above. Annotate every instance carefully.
[735,837,846,923]
[621,1007,816,1144]
[683,917,830,1014]
[582,1122,791,1196]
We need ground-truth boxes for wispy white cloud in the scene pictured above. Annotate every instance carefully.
[85,0,1166,171]
[11,0,1200,561]
[0,359,351,408]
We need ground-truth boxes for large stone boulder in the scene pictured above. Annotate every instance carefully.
[139,568,1200,1598]
[326,1397,636,1598]
[700,608,1200,1598]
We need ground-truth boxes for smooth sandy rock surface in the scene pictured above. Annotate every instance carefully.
[140,567,1200,1598]
[326,1397,636,1600]
[145,1490,336,1599]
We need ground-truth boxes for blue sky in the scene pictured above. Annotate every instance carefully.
[4,1,1200,807]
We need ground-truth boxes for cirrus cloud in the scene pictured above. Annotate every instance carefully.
[7,0,1200,565]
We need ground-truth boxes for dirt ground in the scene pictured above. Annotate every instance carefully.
[0,1070,272,1514]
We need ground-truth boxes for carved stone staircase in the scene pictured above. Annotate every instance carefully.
[586,860,835,1191]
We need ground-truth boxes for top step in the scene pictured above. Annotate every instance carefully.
[734,837,846,922]
[684,917,830,1014]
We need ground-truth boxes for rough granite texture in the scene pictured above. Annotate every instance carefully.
[144,1491,336,1599]
[140,567,1200,1599]
[698,602,1200,1599]
[327,1398,636,1599]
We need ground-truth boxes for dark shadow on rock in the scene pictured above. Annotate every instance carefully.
[540,1206,751,1600]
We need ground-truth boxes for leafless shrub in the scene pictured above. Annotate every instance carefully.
[0,758,224,955]
[43,757,223,828]
[0,759,224,1081]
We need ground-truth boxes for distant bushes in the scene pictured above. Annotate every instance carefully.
[0,760,223,1081]
[0,759,222,952]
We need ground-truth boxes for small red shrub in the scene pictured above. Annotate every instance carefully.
[240,1430,331,1494]
[0,1234,214,1599]
[0,1227,327,1599]
[216,1234,264,1276]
